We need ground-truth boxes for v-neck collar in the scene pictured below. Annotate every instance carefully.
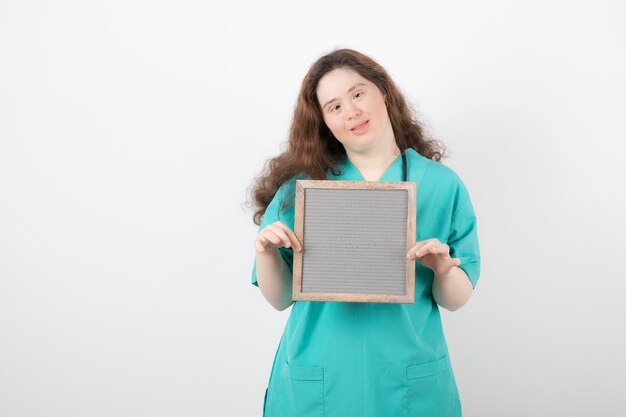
[330,150,407,181]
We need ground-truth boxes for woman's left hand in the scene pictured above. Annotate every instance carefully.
[406,238,460,276]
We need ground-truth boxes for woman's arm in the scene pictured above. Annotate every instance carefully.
[255,248,294,311]
[407,238,473,312]
[431,266,473,311]
[254,221,302,311]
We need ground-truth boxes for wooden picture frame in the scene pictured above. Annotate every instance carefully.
[292,180,416,303]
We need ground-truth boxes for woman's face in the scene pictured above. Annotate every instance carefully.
[316,67,394,154]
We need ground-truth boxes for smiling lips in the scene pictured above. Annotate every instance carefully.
[350,120,369,134]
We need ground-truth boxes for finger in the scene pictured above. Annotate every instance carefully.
[254,238,266,253]
[428,243,450,256]
[254,232,276,253]
[407,239,437,258]
[415,240,441,258]
[273,222,302,252]
[408,244,433,259]
[411,238,439,251]
[255,230,282,254]
[441,257,461,274]
[271,224,301,251]
[407,243,424,259]
[264,227,292,248]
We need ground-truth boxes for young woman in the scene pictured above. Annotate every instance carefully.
[249,48,480,417]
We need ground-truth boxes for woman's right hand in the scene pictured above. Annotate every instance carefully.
[254,221,302,254]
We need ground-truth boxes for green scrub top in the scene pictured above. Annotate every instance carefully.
[251,148,480,417]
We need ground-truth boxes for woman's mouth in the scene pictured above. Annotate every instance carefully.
[350,120,369,134]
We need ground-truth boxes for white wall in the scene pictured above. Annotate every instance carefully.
[1,1,624,416]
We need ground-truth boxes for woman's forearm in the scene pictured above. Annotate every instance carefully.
[431,266,473,311]
[256,248,294,311]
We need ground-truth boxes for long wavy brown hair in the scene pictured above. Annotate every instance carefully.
[249,48,446,225]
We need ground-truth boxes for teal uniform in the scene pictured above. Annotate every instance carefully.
[251,148,480,417]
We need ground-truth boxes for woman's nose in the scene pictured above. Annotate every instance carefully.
[345,104,362,119]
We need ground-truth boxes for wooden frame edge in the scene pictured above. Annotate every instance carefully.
[292,179,417,304]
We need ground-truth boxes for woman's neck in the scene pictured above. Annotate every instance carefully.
[346,140,401,181]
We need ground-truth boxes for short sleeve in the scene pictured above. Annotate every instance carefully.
[250,182,295,287]
[448,194,481,288]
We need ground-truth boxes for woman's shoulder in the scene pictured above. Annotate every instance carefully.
[261,174,303,227]
[406,148,460,180]
[275,172,305,195]
[270,172,308,209]
[406,148,470,197]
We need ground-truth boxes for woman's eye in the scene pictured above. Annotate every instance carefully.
[330,104,341,112]
[354,92,364,99]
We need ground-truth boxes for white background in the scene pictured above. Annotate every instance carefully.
[1,1,625,416]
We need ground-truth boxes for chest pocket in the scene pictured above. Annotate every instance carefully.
[281,362,325,417]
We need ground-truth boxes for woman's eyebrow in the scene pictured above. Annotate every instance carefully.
[322,82,367,109]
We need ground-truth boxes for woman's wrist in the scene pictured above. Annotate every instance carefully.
[433,265,459,280]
